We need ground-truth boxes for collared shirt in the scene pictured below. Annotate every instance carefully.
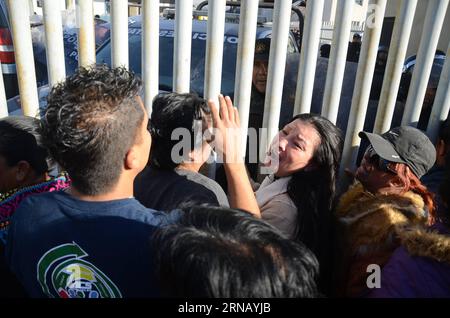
[255,174,298,239]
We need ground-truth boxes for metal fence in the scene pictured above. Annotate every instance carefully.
[1,0,449,183]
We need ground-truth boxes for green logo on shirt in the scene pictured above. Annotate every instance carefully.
[37,242,122,298]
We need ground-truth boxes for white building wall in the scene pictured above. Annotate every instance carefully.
[323,0,338,22]
[385,0,450,57]
[29,0,106,16]
[351,0,369,24]
[93,0,107,17]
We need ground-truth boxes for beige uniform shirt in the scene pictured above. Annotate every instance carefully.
[255,175,298,239]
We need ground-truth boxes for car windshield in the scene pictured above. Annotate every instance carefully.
[96,27,239,97]
[33,23,111,87]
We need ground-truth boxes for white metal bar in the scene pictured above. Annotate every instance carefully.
[339,0,387,185]
[426,41,450,142]
[204,0,226,179]
[77,0,96,67]
[0,62,7,118]
[142,0,159,115]
[7,0,39,117]
[373,0,418,134]
[173,0,193,93]
[27,0,34,16]
[293,0,324,115]
[43,0,66,87]
[259,0,293,160]
[204,0,226,102]
[401,0,450,127]
[321,0,354,124]
[111,0,129,69]
[234,0,259,153]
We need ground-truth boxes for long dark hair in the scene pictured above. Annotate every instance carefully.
[0,116,53,176]
[285,114,343,282]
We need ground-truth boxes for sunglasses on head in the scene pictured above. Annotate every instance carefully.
[364,145,397,174]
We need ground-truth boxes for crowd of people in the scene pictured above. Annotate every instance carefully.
[0,47,449,298]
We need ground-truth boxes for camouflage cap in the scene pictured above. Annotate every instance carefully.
[254,38,271,60]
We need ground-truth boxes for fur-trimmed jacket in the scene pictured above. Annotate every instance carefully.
[368,222,450,297]
[335,182,430,297]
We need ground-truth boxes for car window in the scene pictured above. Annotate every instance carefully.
[96,28,239,97]
[0,4,9,28]
[32,24,112,87]
[404,57,445,75]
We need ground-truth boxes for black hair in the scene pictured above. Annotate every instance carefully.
[285,114,343,291]
[40,65,144,195]
[0,116,52,176]
[149,92,210,170]
[439,151,450,226]
[438,118,450,146]
[151,205,320,298]
[320,44,331,58]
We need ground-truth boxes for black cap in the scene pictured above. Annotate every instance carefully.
[254,38,271,60]
[359,126,436,178]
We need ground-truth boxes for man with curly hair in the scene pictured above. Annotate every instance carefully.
[5,65,181,298]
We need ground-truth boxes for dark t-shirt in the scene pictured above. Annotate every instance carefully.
[134,167,229,211]
[5,191,181,298]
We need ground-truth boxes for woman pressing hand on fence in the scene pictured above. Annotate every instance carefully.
[209,96,343,294]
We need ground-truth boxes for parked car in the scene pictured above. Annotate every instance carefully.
[96,15,299,97]
[8,13,301,115]
[0,0,19,99]
[32,22,111,88]
[7,22,111,115]
[195,1,306,48]
[0,0,48,99]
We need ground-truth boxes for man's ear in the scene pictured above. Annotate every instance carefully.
[15,161,32,183]
[124,146,140,170]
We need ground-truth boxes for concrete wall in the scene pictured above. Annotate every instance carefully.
[31,0,107,17]
[352,0,369,23]
[323,0,337,22]
[385,0,450,57]
[322,0,369,23]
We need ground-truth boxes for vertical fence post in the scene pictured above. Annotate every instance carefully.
[43,0,66,88]
[234,0,259,154]
[204,0,226,179]
[426,41,450,142]
[111,0,129,69]
[173,0,193,93]
[7,0,39,117]
[142,0,159,115]
[0,63,7,118]
[339,0,388,190]
[401,0,450,127]
[259,0,293,161]
[204,0,226,102]
[293,0,324,115]
[373,0,418,134]
[77,0,96,67]
[321,0,354,124]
